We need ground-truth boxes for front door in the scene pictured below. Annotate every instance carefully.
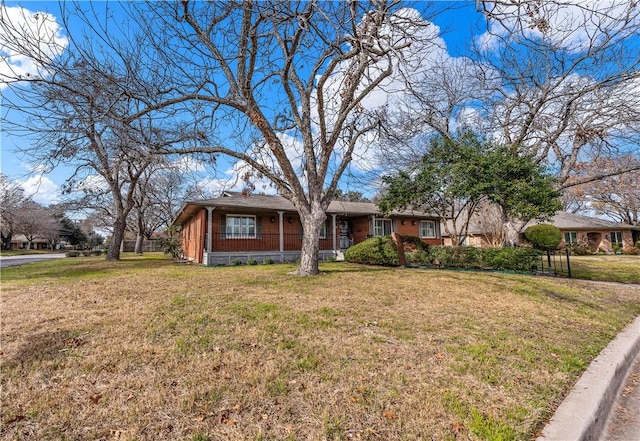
[339,220,351,249]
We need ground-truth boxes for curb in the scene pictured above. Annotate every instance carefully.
[537,315,640,441]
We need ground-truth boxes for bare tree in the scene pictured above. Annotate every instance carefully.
[14,200,50,250]
[1,3,194,260]
[376,1,640,244]
[565,155,640,226]
[0,174,27,250]
[121,1,444,275]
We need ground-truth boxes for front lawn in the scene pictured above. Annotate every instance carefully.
[2,254,639,440]
[569,255,640,284]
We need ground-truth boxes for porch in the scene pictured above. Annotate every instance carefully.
[204,233,342,265]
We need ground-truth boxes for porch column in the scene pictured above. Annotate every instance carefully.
[332,214,337,252]
[206,207,214,253]
[277,211,284,253]
[370,215,376,237]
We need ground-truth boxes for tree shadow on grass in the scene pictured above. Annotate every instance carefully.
[4,329,87,369]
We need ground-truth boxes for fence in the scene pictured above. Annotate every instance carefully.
[121,239,164,253]
[538,248,572,278]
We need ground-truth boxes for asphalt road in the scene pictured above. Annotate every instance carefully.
[601,353,640,441]
[0,253,66,268]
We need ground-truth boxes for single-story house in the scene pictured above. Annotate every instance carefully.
[525,212,637,253]
[441,211,638,252]
[9,234,52,250]
[172,191,442,265]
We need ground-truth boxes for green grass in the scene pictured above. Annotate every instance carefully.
[569,255,640,284]
[2,254,640,440]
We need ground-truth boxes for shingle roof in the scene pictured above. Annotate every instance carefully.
[527,211,637,230]
[440,210,637,237]
[173,191,436,225]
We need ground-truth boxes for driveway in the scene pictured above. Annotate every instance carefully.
[0,253,67,268]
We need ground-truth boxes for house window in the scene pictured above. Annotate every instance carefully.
[319,221,327,239]
[564,231,578,246]
[611,231,623,247]
[374,219,392,237]
[226,215,256,238]
[420,220,436,238]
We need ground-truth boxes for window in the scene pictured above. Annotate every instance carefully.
[226,215,256,238]
[319,221,328,239]
[611,231,623,247]
[564,231,578,246]
[374,219,392,237]
[420,220,436,238]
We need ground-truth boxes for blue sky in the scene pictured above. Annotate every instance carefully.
[0,1,486,205]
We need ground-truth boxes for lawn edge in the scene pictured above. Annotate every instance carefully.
[537,315,640,441]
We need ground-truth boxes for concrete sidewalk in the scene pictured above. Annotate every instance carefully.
[537,316,640,441]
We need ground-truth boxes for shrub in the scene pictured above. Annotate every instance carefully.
[405,249,430,266]
[325,255,335,262]
[263,257,274,265]
[524,224,563,250]
[246,258,258,265]
[482,247,541,272]
[570,240,591,255]
[399,235,429,252]
[425,246,541,272]
[622,246,639,255]
[65,251,80,257]
[230,259,242,266]
[344,236,400,266]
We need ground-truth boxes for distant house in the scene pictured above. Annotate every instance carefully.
[525,212,637,253]
[172,191,442,265]
[441,211,638,252]
[10,234,51,250]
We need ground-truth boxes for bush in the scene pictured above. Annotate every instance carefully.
[424,246,541,272]
[622,246,639,255]
[65,251,80,257]
[405,249,430,266]
[263,257,274,265]
[344,236,400,266]
[399,235,429,252]
[246,258,258,265]
[524,224,563,250]
[482,247,541,272]
[570,239,591,255]
[230,259,242,266]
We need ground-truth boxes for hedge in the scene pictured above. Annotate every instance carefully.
[347,237,541,272]
[344,236,400,266]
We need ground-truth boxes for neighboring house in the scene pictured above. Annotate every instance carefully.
[10,234,51,250]
[525,212,637,253]
[172,191,442,265]
[441,211,638,252]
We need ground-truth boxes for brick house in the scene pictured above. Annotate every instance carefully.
[441,211,638,252]
[172,192,442,265]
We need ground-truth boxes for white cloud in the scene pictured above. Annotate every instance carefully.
[0,5,68,89]
[19,175,59,205]
[476,1,639,53]
[170,156,207,173]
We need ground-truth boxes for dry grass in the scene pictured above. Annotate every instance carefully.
[569,255,640,284]
[2,254,640,441]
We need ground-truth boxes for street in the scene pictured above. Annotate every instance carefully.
[0,253,66,268]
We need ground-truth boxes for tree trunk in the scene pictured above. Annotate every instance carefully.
[501,209,521,247]
[106,217,126,261]
[1,232,12,250]
[134,207,144,254]
[296,206,327,276]
[134,234,144,254]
